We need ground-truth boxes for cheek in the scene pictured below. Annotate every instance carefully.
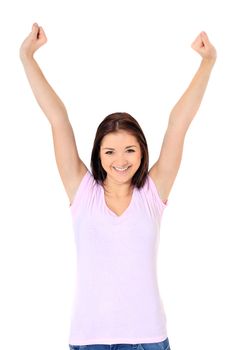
[100,155,109,167]
[137,152,143,162]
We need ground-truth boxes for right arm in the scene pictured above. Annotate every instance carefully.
[20,23,88,205]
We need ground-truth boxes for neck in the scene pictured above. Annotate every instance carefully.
[103,179,133,198]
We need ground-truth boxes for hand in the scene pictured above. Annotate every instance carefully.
[191,31,217,62]
[20,23,47,60]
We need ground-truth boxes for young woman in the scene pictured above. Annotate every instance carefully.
[20,23,217,350]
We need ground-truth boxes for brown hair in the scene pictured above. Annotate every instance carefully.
[90,112,149,188]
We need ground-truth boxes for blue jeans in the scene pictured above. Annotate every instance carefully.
[69,339,171,350]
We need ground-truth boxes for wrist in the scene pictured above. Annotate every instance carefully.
[201,56,217,67]
[200,57,216,73]
[19,50,35,64]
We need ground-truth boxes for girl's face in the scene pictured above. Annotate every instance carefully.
[99,130,142,184]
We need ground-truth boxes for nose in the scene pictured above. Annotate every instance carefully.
[113,152,130,168]
[115,156,128,165]
[114,159,129,167]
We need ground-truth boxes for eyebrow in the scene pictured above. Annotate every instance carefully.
[102,145,137,150]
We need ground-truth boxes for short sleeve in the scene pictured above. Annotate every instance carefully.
[69,170,93,216]
[147,175,168,213]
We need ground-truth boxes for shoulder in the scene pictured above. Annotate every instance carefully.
[69,170,97,208]
[147,172,168,207]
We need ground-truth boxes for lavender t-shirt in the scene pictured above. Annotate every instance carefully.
[69,170,168,345]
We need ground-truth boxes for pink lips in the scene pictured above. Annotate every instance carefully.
[113,166,131,174]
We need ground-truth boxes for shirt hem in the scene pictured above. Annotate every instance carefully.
[69,335,168,345]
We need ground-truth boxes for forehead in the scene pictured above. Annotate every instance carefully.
[101,130,138,147]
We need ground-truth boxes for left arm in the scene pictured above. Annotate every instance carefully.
[149,31,217,203]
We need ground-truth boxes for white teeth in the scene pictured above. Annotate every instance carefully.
[114,166,129,171]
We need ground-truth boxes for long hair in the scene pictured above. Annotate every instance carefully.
[90,112,149,188]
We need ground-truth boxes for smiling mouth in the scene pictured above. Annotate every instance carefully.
[113,166,131,173]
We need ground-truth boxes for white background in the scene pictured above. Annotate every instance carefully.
[0,1,232,349]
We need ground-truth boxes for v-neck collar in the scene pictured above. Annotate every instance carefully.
[101,185,135,219]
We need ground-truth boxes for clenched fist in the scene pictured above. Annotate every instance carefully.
[20,23,47,60]
[191,31,217,62]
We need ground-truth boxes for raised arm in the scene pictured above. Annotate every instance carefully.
[149,31,217,204]
[20,23,88,205]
